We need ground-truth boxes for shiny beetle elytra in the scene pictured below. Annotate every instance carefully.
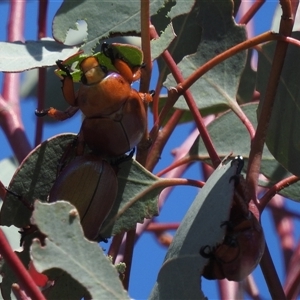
[48,154,118,241]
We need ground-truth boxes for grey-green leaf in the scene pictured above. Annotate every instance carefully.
[190,103,300,202]
[164,0,247,114]
[100,159,160,237]
[149,159,238,299]
[31,201,129,299]
[0,39,78,72]
[0,134,77,228]
[257,32,300,177]
[52,0,166,53]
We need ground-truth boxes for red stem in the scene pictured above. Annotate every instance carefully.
[260,242,287,300]
[149,27,221,168]
[259,175,300,211]
[122,229,136,290]
[107,232,125,264]
[0,230,45,300]
[0,0,31,163]
[146,109,184,171]
[239,0,266,25]
[35,0,48,147]
[146,222,179,232]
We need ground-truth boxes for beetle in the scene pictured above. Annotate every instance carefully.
[36,43,153,157]
[200,156,265,281]
[48,154,118,241]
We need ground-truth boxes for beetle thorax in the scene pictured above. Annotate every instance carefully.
[84,66,106,85]
[80,57,106,85]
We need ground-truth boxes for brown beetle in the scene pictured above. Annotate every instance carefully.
[200,156,265,281]
[48,154,118,241]
[36,43,153,157]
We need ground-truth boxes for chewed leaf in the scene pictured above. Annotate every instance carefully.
[55,43,144,82]
[0,134,77,228]
[31,201,129,299]
[52,0,166,53]
[100,159,160,237]
[149,158,238,299]
[0,39,79,72]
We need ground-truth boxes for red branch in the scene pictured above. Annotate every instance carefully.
[0,230,45,300]
[0,0,31,163]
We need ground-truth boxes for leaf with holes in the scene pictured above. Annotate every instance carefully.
[31,201,129,299]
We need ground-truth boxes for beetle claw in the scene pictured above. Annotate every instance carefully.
[35,109,50,117]
[102,42,115,62]
[231,155,244,175]
[56,60,72,77]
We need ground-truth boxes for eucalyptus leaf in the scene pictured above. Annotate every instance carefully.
[0,134,77,228]
[190,103,300,201]
[149,158,238,299]
[0,39,78,72]
[164,0,247,113]
[52,0,166,53]
[31,201,129,299]
[257,31,300,177]
[100,159,160,237]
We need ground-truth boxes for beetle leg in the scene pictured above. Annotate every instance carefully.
[35,106,79,121]
[102,42,142,83]
[55,60,78,106]
[139,90,154,104]
[229,155,244,185]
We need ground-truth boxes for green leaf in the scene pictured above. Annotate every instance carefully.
[164,0,247,113]
[0,134,77,228]
[190,103,300,202]
[151,0,195,60]
[151,24,176,61]
[31,201,129,299]
[189,103,272,168]
[149,159,238,299]
[237,50,256,104]
[257,31,300,177]
[56,43,144,82]
[153,0,201,82]
[52,0,166,53]
[100,159,160,237]
[0,39,78,72]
